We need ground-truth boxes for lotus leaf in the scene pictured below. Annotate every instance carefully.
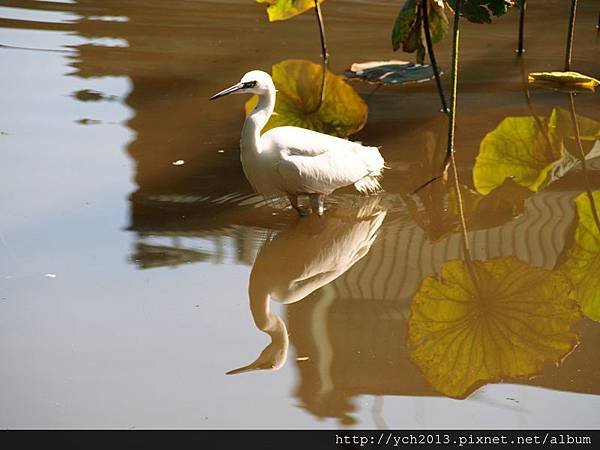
[560,191,600,322]
[256,0,325,22]
[474,115,561,194]
[408,257,580,398]
[392,0,447,64]
[245,59,368,138]
[344,60,435,85]
[528,71,600,93]
[447,0,514,23]
[474,108,600,194]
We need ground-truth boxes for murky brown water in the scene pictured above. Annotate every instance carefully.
[1,0,600,428]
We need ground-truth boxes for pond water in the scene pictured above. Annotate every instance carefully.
[1,0,600,428]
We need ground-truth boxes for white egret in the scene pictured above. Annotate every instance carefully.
[210,70,385,216]
[227,198,386,375]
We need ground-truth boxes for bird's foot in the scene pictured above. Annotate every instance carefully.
[288,195,311,217]
[298,207,312,217]
[309,194,325,217]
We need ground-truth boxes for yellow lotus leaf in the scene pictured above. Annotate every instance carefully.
[548,107,600,157]
[473,108,600,195]
[528,71,600,93]
[473,115,561,194]
[560,191,600,322]
[245,59,368,138]
[408,257,580,398]
[257,0,325,22]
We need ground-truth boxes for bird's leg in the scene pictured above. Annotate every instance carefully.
[288,194,311,216]
[309,194,325,216]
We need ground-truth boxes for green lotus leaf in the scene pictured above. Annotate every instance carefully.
[256,0,324,22]
[392,0,419,52]
[529,72,600,93]
[559,191,600,322]
[474,108,600,194]
[245,59,368,138]
[429,0,450,42]
[447,0,513,24]
[392,0,448,64]
[408,257,580,398]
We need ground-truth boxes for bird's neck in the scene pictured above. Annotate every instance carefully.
[249,275,289,349]
[226,282,288,375]
[241,90,275,155]
[249,274,277,331]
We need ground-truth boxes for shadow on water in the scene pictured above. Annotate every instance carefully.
[2,0,600,426]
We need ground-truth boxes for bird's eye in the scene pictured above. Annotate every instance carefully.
[243,81,257,88]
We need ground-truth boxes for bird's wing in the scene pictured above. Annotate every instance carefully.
[264,127,371,194]
[276,152,368,194]
[263,126,352,156]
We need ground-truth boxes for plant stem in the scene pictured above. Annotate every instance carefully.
[444,0,461,184]
[421,0,449,114]
[445,2,475,272]
[312,0,328,112]
[516,0,527,54]
[314,0,329,67]
[519,58,555,158]
[565,0,578,71]
[444,0,482,295]
[412,174,444,194]
[365,84,382,103]
[568,92,600,233]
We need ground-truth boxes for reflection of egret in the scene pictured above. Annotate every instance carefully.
[210,71,385,216]
[227,198,387,374]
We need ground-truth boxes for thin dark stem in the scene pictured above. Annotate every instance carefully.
[314,0,329,67]
[565,0,578,71]
[412,174,444,194]
[310,0,328,113]
[365,84,382,103]
[311,64,327,113]
[568,93,600,234]
[516,0,527,54]
[422,0,449,114]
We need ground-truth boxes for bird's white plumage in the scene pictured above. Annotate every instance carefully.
[263,126,384,196]
[211,70,385,214]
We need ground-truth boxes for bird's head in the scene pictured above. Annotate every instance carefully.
[225,338,288,375]
[225,313,289,375]
[209,70,275,100]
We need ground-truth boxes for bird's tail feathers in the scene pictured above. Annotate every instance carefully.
[354,145,385,194]
[354,174,382,195]
[360,146,385,174]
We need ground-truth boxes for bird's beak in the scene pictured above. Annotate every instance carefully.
[209,82,244,100]
[225,363,259,375]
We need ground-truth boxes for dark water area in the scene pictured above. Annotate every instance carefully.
[1,0,599,428]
